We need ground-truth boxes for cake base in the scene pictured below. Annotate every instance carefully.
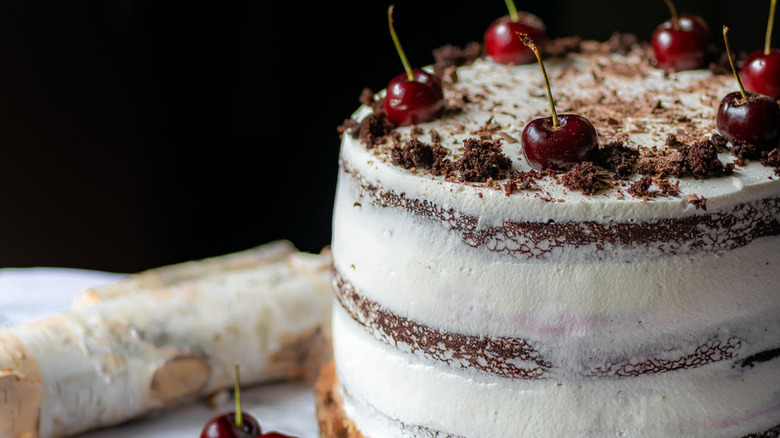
[315,361,365,438]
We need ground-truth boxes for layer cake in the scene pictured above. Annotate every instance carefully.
[324,37,780,437]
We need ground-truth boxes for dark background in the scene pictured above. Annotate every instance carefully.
[0,1,765,272]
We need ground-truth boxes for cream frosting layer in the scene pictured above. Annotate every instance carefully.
[333,306,780,438]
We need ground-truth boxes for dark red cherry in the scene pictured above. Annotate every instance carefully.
[383,6,444,127]
[384,70,444,126]
[260,433,296,438]
[717,91,780,149]
[200,412,262,438]
[485,12,547,65]
[651,13,711,71]
[740,49,780,100]
[521,114,599,170]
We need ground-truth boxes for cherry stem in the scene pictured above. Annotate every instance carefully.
[662,0,680,31]
[388,5,414,81]
[234,364,243,428]
[723,26,749,101]
[504,0,519,22]
[767,0,777,56]
[517,32,559,129]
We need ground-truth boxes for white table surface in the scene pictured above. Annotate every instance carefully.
[0,267,319,438]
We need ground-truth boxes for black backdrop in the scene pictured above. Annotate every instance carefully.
[0,1,764,272]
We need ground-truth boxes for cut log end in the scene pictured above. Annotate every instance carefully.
[151,355,211,406]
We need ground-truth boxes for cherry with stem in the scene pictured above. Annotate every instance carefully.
[740,0,780,99]
[484,0,547,66]
[200,365,262,438]
[651,0,712,71]
[382,5,444,127]
[517,33,599,171]
[717,26,780,150]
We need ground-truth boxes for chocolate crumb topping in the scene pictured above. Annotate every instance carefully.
[596,140,639,179]
[603,32,638,55]
[638,135,733,179]
[391,138,450,175]
[682,139,734,179]
[761,148,780,175]
[433,42,484,83]
[710,133,729,152]
[732,139,763,165]
[456,138,512,183]
[545,36,583,58]
[358,88,383,112]
[558,162,612,195]
[338,111,394,149]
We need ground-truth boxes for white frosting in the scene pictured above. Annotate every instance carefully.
[334,306,780,438]
[331,49,780,437]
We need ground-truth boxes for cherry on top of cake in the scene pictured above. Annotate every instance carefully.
[338,30,779,203]
[739,0,780,100]
[717,26,780,151]
[651,0,713,72]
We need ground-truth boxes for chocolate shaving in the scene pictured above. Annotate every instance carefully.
[456,138,512,183]
[686,193,708,211]
[627,176,680,199]
[503,169,541,195]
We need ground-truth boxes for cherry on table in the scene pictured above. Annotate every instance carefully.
[485,0,546,65]
[200,365,262,438]
[200,412,262,438]
[717,26,780,149]
[515,33,598,171]
[382,6,444,127]
[739,0,780,99]
[651,0,711,71]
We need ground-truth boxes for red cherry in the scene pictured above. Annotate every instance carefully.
[200,412,262,438]
[739,0,780,100]
[260,433,296,438]
[485,12,547,65]
[515,32,599,171]
[717,91,780,149]
[651,13,712,71]
[384,70,444,126]
[740,49,780,100]
[718,26,780,149]
[383,6,444,127]
[201,365,261,438]
[522,115,599,170]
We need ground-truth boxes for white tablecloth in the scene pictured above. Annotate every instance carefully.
[0,268,319,438]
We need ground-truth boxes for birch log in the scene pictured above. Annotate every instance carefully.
[0,245,333,438]
[73,240,297,307]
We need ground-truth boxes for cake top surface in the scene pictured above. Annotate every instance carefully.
[339,38,780,221]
